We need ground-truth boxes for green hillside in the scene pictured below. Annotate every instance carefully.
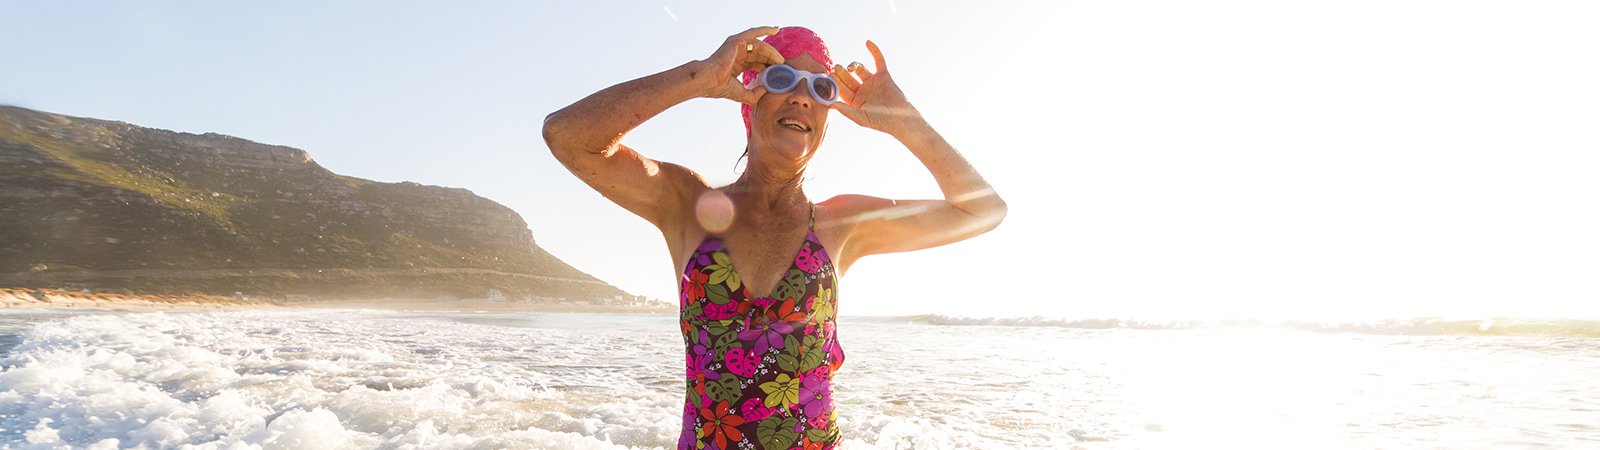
[0,105,633,304]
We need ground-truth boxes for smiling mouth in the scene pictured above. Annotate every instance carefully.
[778,118,811,132]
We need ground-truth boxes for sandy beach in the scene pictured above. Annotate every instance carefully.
[0,287,279,310]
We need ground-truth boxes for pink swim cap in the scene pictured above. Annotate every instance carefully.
[741,27,834,135]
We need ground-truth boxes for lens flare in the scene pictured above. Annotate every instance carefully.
[695,190,736,233]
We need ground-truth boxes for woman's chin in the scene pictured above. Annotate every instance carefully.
[756,135,815,162]
[776,144,812,161]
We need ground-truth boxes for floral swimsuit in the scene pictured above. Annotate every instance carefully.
[679,204,844,450]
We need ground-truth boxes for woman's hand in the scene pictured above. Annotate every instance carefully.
[831,41,925,137]
[698,27,786,105]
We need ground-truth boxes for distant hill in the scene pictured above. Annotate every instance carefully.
[0,105,635,305]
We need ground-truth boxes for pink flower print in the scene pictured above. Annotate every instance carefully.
[824,326,845,371]
[740,397,776,422]
[738,314,792,355]
[752,296,775,309]
[795,245,823,274]
[807,410,829,429]
[725,347,758,378]
[814,244,831,268]
[697,238,722,254]
[689,343,720,381]
[704,301,737,321]
[680,403,695,446]
[797,373,832,419]
[803,367,829,384]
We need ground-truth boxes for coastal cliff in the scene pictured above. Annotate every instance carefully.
[0,105,636,305]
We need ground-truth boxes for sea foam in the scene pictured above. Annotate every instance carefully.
[3,310,1597,449]
[0,311,676,449]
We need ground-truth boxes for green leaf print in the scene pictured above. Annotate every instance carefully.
[686,302,703,322]
[706,377,742,405]
[772,269,807,303]
[706,284,730,305]
[712,328,741,358]
[775,353,799,372]
[705,319,732,337]
[756,417,800,450]
[707,253,742,291]
[806,426,838,445]
[799,340,825,372]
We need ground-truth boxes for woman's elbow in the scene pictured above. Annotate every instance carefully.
[974,186,1007,226]
[543,111,595,164]
[542,110,570,155]
[989,196,1008,226]
[979,196,1007,233]
[955,190,1006,234]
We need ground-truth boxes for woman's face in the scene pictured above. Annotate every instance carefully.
[749,54,830,166]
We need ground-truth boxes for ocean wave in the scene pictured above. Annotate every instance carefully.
[0,311,677,449]
[880,315,1600,338]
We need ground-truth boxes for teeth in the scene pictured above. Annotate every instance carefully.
[778,119,809,131]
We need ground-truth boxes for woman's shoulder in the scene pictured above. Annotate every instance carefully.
[813,195,893,273]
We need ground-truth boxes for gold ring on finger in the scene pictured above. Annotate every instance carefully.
[745,43,754,52]
[849,61,864,70]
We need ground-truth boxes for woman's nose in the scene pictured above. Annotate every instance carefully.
[787,91,811,108]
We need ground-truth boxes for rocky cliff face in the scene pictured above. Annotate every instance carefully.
[0,105,631,303]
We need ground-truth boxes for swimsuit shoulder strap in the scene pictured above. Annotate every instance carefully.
[809,202,815,229]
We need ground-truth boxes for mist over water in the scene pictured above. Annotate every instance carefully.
[1,309,1597,449]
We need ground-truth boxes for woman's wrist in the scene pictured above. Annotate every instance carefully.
[886,111,932,143]
[681,59,725,100]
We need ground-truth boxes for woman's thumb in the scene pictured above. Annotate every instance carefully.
[832,102,866,125]
[736,84,766,105]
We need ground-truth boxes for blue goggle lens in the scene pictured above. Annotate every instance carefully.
[761,65,837,104]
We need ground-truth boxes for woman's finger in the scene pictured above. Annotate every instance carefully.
[866,40,888,73]
[830,100,867,126]
[831,64,861,92]
[744,40,785,69]
[735,26,780,42]
[716,27,779,70]
[848,62,873,83]
[736,83,767,105]
[714,78,764,105]
[830,65,859,105]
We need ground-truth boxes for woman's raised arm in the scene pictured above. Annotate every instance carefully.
[825,41,1007,265]
[542,27,785,227]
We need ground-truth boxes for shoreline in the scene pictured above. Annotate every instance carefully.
[0,288,279,311]
[0,288,672,314]
[286,297,674,314]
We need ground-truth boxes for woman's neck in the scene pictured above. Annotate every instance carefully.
[731,161,807,210]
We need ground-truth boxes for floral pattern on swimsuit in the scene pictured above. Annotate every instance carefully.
[678,229,843,450]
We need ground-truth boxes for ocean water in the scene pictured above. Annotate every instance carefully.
[1,310,1597,449]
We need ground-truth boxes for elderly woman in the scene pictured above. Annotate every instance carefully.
[544,26,1005,450]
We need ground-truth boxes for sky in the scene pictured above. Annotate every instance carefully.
[2,1,1597,320]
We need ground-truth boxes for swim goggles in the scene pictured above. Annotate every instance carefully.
[757,64,839,106]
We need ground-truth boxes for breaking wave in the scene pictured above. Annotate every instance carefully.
[886,315,1600,338]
